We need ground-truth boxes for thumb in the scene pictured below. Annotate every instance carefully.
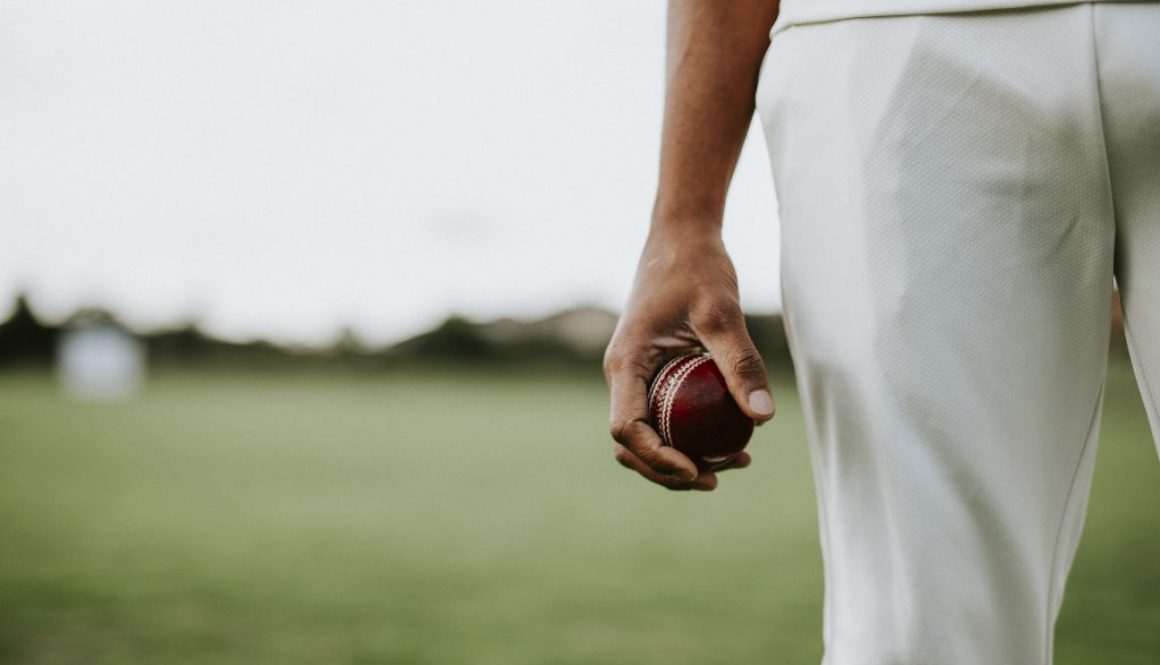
[698,325,775,423]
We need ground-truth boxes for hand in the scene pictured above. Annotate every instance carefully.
[603,226,776,491]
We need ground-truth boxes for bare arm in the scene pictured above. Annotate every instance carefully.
[655,0,780,226]
[604,0,779,491]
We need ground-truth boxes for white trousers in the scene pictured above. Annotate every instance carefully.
[755,3,1160,663]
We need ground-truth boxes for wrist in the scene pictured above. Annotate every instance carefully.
[649,209,724,240]
[643,219,727,266]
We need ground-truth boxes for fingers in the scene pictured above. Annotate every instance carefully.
[692,304,776,423]
[611,445,750,491]
[614,444,718,491]
[605,358,699,482]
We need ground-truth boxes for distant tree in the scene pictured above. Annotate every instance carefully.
[147,325,215,364]
[0,294,58,367]
[392,315,496,362]
[744,313,793,371]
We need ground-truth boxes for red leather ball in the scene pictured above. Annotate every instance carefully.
[647,352,754,471]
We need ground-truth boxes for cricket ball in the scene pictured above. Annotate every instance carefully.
[647,352,754,471]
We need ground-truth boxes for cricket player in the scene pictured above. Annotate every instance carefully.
[603,1,1160,662]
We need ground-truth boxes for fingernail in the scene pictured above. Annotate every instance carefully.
[748,390,775,417]
[675,468,697,482]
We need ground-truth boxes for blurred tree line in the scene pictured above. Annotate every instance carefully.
[0,294,796,374]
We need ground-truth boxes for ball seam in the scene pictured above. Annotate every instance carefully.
[647,355,686,414]
[660,354,709,447]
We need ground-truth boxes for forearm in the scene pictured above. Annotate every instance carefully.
[653,0,779,233]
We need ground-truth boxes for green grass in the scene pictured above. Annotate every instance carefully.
[0,358,1157,664]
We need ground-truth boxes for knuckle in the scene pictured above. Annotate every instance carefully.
[693,300,742,336]
[608,420,671,471]
[610,419,652,450]
[728,348,767,380]
[602,344,651,378]
[613,446,633,467]
[602,347,625,375]
[608,418,632,444]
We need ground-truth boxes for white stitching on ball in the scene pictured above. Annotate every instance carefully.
[647,355,686,413]
[659,354,709,447]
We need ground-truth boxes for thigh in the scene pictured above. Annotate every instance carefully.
[1098,2,1160,450]
[757,7,1114,664]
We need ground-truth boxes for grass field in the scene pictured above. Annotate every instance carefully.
[1,355,1158,664]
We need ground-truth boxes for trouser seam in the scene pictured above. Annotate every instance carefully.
[1042,376,1105,665]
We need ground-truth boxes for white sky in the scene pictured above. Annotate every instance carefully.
[0,1,781,346]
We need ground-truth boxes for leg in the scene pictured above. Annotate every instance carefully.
[1097,2,1160,450]
[756,6,1114,663]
